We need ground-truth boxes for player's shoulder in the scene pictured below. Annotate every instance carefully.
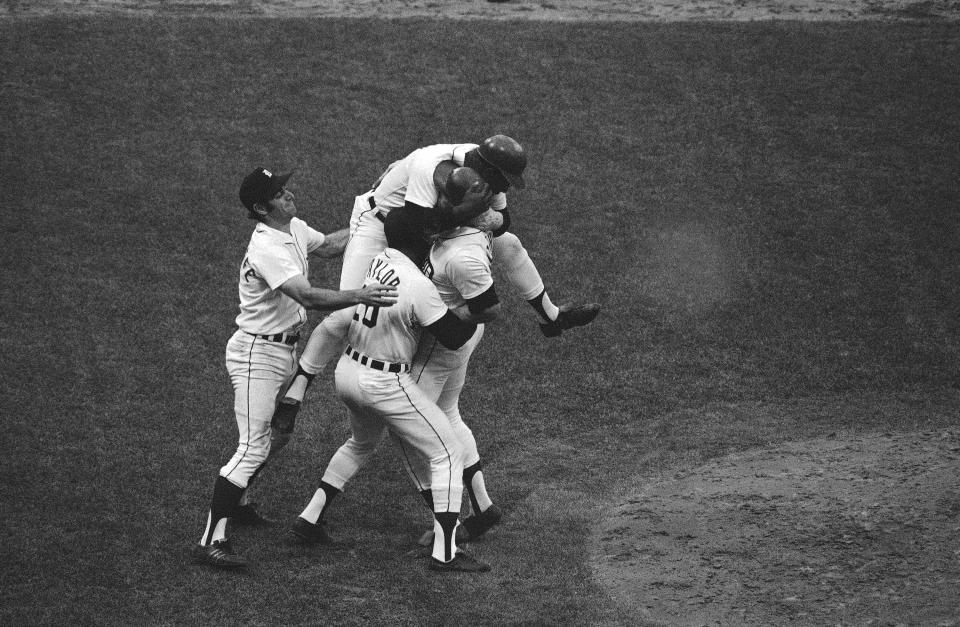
[290,216,324,238]
[411,143,470,165]
[248,222,286,250]
[431,228,490,263]
[380,249,424,275]
[289,216,309,230]
[435,227,488,247]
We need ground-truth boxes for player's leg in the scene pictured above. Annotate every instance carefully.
[194,334,292,568]
[279,307,352,408]
[339,193,389,290]
[490,231,600,337]
[404,331,458,499]
[433,355,498,524]
[289,357,386,544]
[385,375,488,572]
[413,329,501,541]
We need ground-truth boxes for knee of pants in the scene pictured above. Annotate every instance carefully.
[491,231,524,257]
[343,434,380,460]
[490,231,544,300]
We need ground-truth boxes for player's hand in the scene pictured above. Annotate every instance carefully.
[357,283,398,307]
[457,180,494,216]
[468,208,504,233]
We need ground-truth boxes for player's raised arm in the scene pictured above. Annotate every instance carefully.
[278,275,397,312]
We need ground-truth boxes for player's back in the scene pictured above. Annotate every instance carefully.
[425,227,494,310]
[374,143,474,212]
[347,248,448,365]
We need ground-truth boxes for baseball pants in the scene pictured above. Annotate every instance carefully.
[398,325,486,489]
[221,330,296,488]
[322,355,466,513]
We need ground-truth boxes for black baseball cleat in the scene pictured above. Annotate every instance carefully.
[539,303,601,337]
[232,502,277,527]
[191,540,247,569]
[429,550,491,573]
[462,504,503,540]
[288,516,335,545]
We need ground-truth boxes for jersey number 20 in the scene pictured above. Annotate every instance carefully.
[353,304,379,328]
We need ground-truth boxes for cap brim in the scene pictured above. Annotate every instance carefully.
[267,171,293,196]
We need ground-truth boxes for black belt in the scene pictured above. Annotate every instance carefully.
[367,195,387,222]
[247,332,299,346]
[345,345,410,373]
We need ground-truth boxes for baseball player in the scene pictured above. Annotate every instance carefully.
[191,167,398,570]
[403,166,509,545]
[274,135,600,435]
[289,206,490,573]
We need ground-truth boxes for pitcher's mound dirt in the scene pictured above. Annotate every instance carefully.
[591,431,960,626]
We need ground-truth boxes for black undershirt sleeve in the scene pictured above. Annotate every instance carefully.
[427,310,478,351]
[466,284,500,315]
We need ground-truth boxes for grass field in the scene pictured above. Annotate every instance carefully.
[2,15,959,626]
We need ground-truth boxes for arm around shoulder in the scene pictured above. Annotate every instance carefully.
[427,310,478,351]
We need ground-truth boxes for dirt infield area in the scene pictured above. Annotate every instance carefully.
[592,430,960,625]
[4,0,960,20]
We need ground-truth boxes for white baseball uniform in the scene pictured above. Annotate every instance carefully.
[313,248,468,559]
[401,226,494,493]
[221,218,326,488]
[339,143,508,290]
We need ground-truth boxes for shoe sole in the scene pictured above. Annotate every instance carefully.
[288,528,336,546]
[288,529,320,545]
[192,550,247,569]
[563,307,601,329]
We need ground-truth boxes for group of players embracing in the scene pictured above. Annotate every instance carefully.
[192,135,600,573]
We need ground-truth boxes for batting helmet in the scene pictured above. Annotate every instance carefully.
[477,135,527,190]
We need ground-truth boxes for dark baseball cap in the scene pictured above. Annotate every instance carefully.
[239,167,293,210]
[477,135,527,190]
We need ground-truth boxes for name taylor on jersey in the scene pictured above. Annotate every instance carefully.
[366,256,403,287]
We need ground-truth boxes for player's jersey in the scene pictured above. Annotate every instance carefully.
[235,217,326,335]
[373,143,508,214]
[423,227,494,309]
[346,248,449,364]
